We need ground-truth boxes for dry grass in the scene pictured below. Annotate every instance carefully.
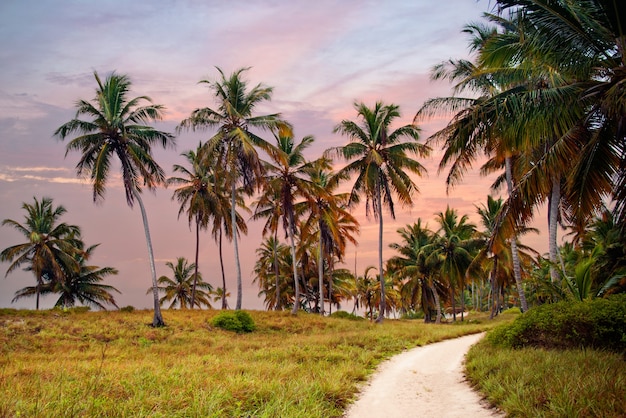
[0,309,509,417]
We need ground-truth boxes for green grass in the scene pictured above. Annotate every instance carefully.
[0,309,508,417]
[465,339,626,417]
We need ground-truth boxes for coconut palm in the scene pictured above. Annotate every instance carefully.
[1,197,82,310]
[354,266,379,321]
[429,207,478,321]
[253,236,293,310]
[178,67,291,310]
[48,243,120,310]
[255,132,317,315]
[298,164,359,315]
[388,220,444,323]
[54,71,174,327]
[327,101,430,322]
[149,257,213,309]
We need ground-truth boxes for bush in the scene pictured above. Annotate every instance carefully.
[120,306,135,312]
[488,294,626,353]
[330,311,365,321]
[212,310,256,333]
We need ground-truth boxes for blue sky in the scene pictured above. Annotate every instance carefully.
[1,1,543,311]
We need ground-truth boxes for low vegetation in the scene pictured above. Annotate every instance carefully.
[466,296,626,417]
[0,309,508,417]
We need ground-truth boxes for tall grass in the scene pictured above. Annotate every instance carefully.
[466,339,626,417]
[0,309,507,417]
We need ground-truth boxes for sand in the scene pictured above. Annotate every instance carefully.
[343,332,504,418]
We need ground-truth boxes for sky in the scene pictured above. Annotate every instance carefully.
[0,0,551,311]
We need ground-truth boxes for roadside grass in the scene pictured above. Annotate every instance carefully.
[466,335,626,417]
[1,309,508,417]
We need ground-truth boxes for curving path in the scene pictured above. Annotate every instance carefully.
[343,333,504,418]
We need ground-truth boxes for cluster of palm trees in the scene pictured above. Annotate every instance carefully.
[1,197,119,310]
[2,0,623,326]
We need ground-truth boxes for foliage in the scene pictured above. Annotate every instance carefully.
[487,295,626,354]
[211,310,256,333]
[329,311,365,321]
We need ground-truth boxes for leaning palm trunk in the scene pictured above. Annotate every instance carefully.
[505,157,528,313]
[548,177,561,283]
[232,180,243,310]
[376,183,386,323]
[134,189,165,327]
[318,232,324,315]
[489,256,499,319]
[289,215,300,315]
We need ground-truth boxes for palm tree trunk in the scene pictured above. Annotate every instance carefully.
[328,258,334,315]
[548,177,561,283]
[318,231,324,315]
[232,180,243,310]
[489,256,499,319]
[376,183,386,324]
[134,189,165,327]
[505,156,528,313]
[273,230,281,311]
[430,280,442,324]
[289,215,300,315]
[191,215,200,308]
[219,226,227,310]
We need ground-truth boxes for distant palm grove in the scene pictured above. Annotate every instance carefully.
[2,0,624,327]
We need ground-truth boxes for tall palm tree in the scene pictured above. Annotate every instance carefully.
[178,67,291,310]
[253,236,293,310]
[255,132,317,315]
[1,197,82,310]
[326,101,430,322]
[168,143,212,308]
[149,257,213,309]
[298,164,359,315]
[54,71,174,327]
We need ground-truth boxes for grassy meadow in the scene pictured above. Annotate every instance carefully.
[1,309,509,417]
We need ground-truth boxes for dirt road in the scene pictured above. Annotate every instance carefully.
[343,332,503,418]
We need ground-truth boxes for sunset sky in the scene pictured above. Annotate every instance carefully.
[0,0,551,311]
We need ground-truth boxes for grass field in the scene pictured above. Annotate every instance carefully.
[0,309,509,417]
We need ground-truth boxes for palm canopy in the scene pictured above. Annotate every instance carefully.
[149,257,213,309]
[54,71,175,206]
[1,197,83,309]
[178,67,290,310]
[327,101,430,219]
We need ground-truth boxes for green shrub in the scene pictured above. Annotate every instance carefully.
[488,294,626,353]
[330,311,365,321]
[212,310,256,333]
[120,306,135,312]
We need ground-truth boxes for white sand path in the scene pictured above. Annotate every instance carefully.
[343,332,504,418]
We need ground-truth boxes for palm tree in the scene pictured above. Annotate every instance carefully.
[493,0,626,226]
[49,243,120,310]
[149,257,213,309]
[326,101,430,322]
[1,197,82,310]
[253,236,293,310]
[298,164,359,315]
[54,71,174,327]
[388,220,443,323]
[354,266,379,321]
[430,207,478,321]
[255,132,317,315]
[178,67,291,310]
[168,143,219,308]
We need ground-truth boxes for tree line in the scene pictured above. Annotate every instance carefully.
[2,0,624,327]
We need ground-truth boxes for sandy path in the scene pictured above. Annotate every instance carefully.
[343,332,503,418]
